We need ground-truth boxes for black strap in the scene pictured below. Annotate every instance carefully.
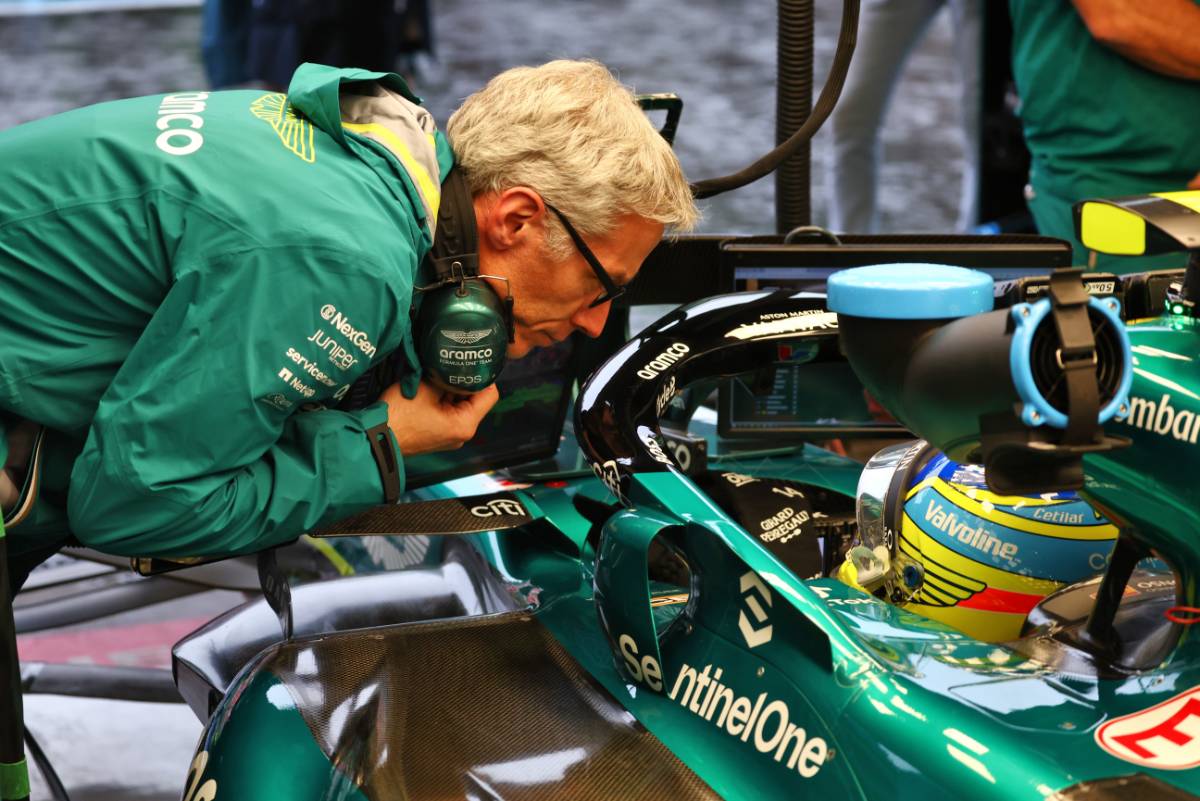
[1185,252,1200,304]
[429,166,480,282]
[366,422,401,503]
[1049,269,1100,445]
[419,163,515,341]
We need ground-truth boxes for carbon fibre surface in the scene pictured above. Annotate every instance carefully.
[313,493,532,537]
[264,612,721,800]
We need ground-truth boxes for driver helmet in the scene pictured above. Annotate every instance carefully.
[837,440,1119,641]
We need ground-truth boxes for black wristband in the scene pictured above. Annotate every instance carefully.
[365,422,401,503]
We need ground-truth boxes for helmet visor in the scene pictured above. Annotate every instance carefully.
[850,439,926,588]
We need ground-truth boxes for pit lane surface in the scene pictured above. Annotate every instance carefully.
[1,2,967,797]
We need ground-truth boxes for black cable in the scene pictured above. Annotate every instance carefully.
[23,728,68,801]
[775,0,815,231]
[689,0,860,200]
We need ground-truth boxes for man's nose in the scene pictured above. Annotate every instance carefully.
[571,301,610,338]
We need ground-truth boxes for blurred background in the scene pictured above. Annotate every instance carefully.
[0,0,985,235]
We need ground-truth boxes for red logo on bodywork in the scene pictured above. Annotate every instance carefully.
[1096,687,1200,769]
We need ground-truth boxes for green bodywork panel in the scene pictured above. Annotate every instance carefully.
[191,368,1200,798]
[1088,314,1200,594]
[469,437,1200,798]
[190,667,369,801]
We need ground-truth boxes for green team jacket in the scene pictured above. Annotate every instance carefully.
[0,63,452,559]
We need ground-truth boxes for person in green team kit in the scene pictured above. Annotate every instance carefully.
[1009,0,1200,273]
[0,59,698,589]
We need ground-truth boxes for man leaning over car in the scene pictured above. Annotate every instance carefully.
[0,58,699,590]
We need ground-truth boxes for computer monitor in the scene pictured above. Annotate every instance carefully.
[718,236,1072,438]
[404,340,575,489]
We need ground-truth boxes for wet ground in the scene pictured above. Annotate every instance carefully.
[1,2,968,797]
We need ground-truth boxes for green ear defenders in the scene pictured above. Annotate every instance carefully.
[413,165,513,394]
[337,165,513,410]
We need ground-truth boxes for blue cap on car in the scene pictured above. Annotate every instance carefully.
[827,263,994,319]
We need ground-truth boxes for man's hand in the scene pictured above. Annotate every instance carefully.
[380,380,500,456]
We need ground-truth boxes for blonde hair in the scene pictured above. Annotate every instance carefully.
[446,59,699,258]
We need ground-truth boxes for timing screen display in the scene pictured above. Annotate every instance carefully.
[719,359,902,437]
[724,360,867,426]
[404,340,573,489]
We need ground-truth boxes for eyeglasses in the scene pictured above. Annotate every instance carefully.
[544,202,626,308]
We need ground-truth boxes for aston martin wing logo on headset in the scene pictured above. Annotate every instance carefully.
[441,328,494,345]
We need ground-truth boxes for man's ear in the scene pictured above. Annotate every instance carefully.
[475,187,545,252]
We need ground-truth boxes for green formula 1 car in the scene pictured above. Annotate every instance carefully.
[167,193,1200,801]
